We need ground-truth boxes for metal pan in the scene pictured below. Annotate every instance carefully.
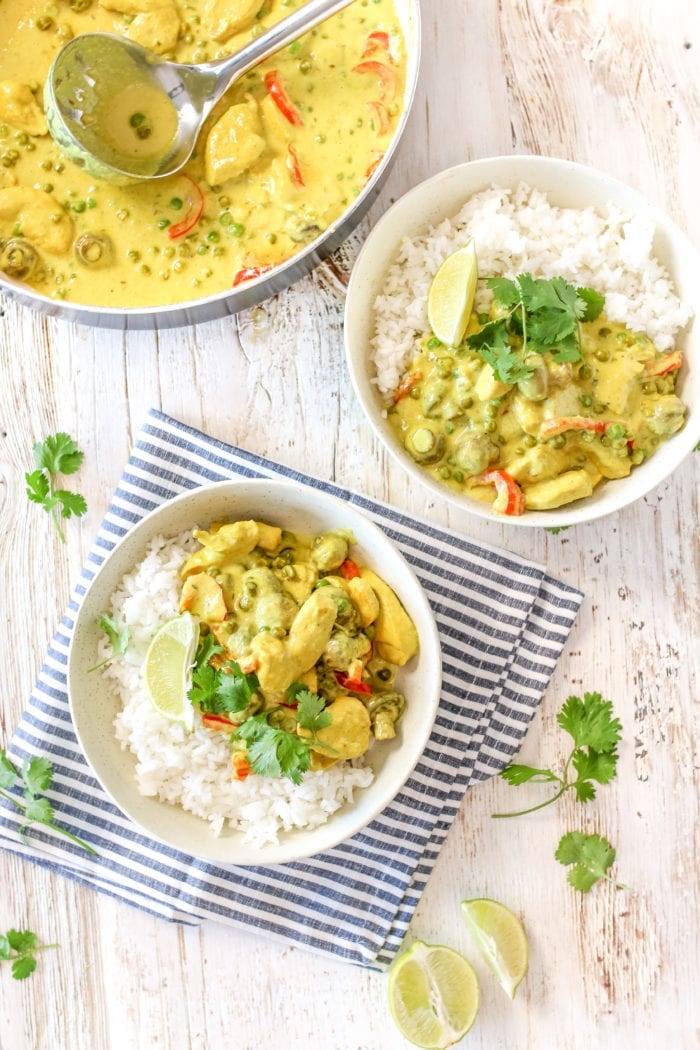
[0,0,421,331]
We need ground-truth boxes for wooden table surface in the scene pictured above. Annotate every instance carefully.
[1,1,699,1047]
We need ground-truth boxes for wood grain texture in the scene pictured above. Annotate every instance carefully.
[1,1,699,1047]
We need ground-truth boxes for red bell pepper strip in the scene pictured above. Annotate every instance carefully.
[231,752,252,781]
[474,470,525,516]
[264,70,304,126]
[232,264,274,287]
[393,369,423,403]
[367,99,391,135]
[335,671,373,695]
[340,558,361,580]
[286,143,305,187]
[201,712,236,732]
[361,30,391,58]
[167,176,204,240]
[539,415,610,440]
[352,60,397,103]
[643,350,682,377]
[365,152,385,181]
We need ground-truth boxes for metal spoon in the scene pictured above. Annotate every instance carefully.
[44,0,355,183]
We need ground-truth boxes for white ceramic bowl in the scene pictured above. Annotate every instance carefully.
[344,155,700,528]
[67,479,441,865]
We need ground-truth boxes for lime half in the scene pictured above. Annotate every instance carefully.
[388,940,479,1048]
[143,612,199,731]
[427,240,479,347]
[461,898,528,999]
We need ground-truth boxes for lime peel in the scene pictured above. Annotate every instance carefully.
[461,898,528,999]
[143,612,199,731]
[388,939,479,1048]
[427,240,479,348]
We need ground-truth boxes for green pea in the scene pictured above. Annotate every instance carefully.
[170,197,184,210]
[426,337,442,350]
[157,219,171,229]
[206,230,220,242]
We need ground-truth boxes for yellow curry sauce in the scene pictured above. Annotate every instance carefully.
[178,519,418,777]
[0,0,406,306]
[388,314,686,513]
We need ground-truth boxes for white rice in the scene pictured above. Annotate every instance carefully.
[99,533,374,848]
[371,182,693,398]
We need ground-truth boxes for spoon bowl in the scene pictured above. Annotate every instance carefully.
[44,0,355,183]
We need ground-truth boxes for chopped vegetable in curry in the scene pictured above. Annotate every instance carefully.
[389,271,687,513]
[179,518,418,782]
[0,0,406,307]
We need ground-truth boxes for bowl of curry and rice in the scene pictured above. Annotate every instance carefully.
[67,479,442,864]
[344,155,700,528]
[0,0,420,328]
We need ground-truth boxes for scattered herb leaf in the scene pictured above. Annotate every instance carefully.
[555,831,633,893]
[0,749,97,855]
[25,432,87,542]
[189,657,259,717]
[493,692,621,818]
[87,614,130,673]
[468,275,605,383]
[0,928,58,980]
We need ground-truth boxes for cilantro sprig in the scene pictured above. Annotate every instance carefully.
[467,274,605,384]
[234,690,334,784]
[555,831,633,893]
[0,929,58,980]
[0,750,96,855]
[87,614,130,673]
[493,692,622,818]
[188,638,259,718]
[25,432,87,542]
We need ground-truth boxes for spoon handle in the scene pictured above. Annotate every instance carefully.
[202,0,357,111]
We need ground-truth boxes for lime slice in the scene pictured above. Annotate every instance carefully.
[427,240,479,347]
[388,940,480,1048]
[461,898,528,999]
[143,613,199,731]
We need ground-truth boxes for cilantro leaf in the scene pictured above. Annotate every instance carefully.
[296,690,332,734]
[499,764,559,786]
[188,662,219,710]
[23,797,54,824]
[0,928,57,980]
[33,432,84,476]
[88,614,130,673]
[194,633,223,671]
[25,433,87,542]
[234,714,312,784]
[577,286,605,322]
[557,692,622,752]
[25,470,50,504]
[21,757,53,796]
[493,691,621,818]
[555,831,632,893]
[0,751,17,789]
[487,276,521,307]
[215,662,260,715]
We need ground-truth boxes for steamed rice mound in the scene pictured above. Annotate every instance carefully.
[100,533,373,849]
[371,182,693,398]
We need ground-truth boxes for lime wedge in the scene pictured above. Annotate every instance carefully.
[143,613,199,731]
[388,940,480,1048]
[461,898,528,999]
[427,240,479,347]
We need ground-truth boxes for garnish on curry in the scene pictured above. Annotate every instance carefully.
[177,518,418,783]
[388,269,687,513]
[0,0,406,306]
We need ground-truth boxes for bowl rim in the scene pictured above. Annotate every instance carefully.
[66,477,442,865]
[344,153,700,528]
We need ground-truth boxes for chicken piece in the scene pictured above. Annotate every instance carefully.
[248,631,300,693]
[181,519,260,576]
[299,695,371,760]
[205,98,267,185]
[502,444,571,485]
[0,82,47,137]
[347,576,379,627]
[474,363,512,402]
[0,188,73,255]
[582,442,633,480]
[523,469,599,510]
[359,568,418,666]
[287,589,338,670]
[279,562,318,605]
[202,0,266,42]
[179,572,227,622]
[594,356,644,414]
[99,0,180,54]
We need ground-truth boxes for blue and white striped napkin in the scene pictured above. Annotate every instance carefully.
[0,409,582,969]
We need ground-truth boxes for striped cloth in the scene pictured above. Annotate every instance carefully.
[0,410,583,969]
